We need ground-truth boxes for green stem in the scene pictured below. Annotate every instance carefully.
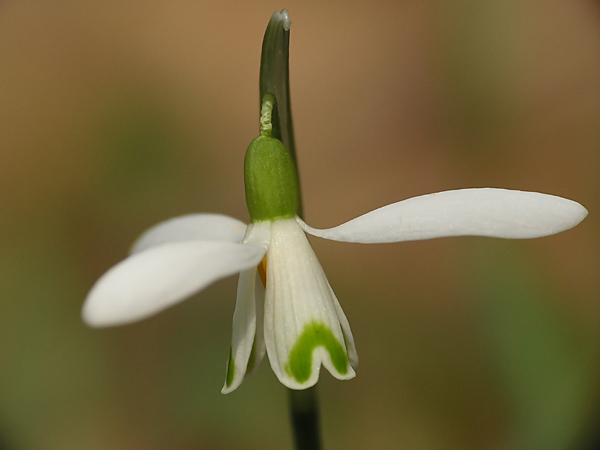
[288,387,323,450]
[259,10,319,449]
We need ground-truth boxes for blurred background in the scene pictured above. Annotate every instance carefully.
[0,1,599,449]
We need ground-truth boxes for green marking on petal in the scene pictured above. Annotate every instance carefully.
[246,338,258,374]
[285,321,349,383]
[225,348,235,388]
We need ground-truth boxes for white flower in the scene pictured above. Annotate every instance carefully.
[82,187,587,393]
[83,95,587,393]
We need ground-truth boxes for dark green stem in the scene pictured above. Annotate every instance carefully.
[288,387,322,450]
[260,10,319,449]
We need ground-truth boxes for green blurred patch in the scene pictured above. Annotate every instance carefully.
[468,241,596,450]
[92,90,183,201]
[0,229,112,449]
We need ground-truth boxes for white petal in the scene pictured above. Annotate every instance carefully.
[222,268,267,394]
[222,268,257,394]
[329,286,358,369]
[263,218,356,390]
[300,188,588,243]
[131,214,247,254]
[83,240,267,327]
[222,222,270,394]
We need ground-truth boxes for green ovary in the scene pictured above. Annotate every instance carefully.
[285,321,349,383]
[244,135,300,222]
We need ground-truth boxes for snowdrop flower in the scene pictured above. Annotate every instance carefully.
[82,97,587,394]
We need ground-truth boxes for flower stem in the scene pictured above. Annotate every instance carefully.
[288,387,323,450]
[260,10,319,449]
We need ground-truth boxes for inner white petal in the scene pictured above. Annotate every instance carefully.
[263,218,355,390]
[222,267,258,394]
[222,222,270,394]
[300,188,588,243]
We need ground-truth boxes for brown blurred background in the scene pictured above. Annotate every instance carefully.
[0,1,599,449]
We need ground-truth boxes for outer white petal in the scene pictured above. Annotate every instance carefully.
[222,222,270,394]
[131,214,247,254]
[264,218,356,390]
[83,240,268,327]
[300,188,588,243]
